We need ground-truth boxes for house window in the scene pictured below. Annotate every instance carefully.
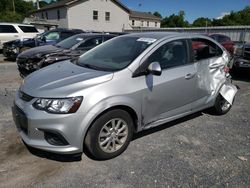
[155,22,157,27]
[57,10,60,20]
[105,12,110,21]
[93,10,98,20]
[147,21,149,27]
[132,20,135,26]
[41,12,44,19]
[46,12,48,19]
[141,21,143,27]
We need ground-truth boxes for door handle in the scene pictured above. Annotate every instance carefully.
[185,73,195,80]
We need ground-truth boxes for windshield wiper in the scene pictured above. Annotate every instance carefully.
[80,63,116,71]
[80,63,104,70]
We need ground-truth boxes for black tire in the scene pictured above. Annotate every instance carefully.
[211,94,232,115]
[85,109,134,160]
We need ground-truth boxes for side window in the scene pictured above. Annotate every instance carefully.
[147,39,188,69]
[93,10,98,20]
[191,38,223,61]
[0,25,18,33]
[45,32,60,41]
[18,26,38,33]
[78,37,102,49]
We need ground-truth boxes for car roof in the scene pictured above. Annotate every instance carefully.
[46,28,83,33]
[0,23,35,27]
[123,32,209,40]
[72,33,117,38]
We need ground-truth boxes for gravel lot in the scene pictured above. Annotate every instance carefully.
[0,54,249,188]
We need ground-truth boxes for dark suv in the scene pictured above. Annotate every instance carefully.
[17,33,116,77]
[233,43,250,70]
[3,28,83,60]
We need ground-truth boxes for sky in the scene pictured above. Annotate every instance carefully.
[26,0,250,23]
[119,0,250,23]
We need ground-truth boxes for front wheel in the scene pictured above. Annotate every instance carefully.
[85,109,134,160]
[211,94,232,115]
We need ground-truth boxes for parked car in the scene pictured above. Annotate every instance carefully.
[0,23,39,50]
[16,33,116,77]
[233,43,250,70]
[3,28,83,60]
[209,34,235,56]
[12,32,237,160]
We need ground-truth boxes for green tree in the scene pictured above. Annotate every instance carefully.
[0,11,22,22]
[161,11,189,27]
[153,11,162,18]
[193,17,212,27]
[211,6,250,26]
[0,0,35,22]
[39,1,49,8]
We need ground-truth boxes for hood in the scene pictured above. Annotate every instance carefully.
[18,45,63,58]
[20,60,113,97]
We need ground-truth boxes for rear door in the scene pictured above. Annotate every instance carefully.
[190,37,225,109]
[0,25,19,47]
[141,38,197,125]
[18,25,39,39]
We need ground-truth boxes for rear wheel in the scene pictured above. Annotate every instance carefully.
[211,94,232,115]
[85,109,134,160]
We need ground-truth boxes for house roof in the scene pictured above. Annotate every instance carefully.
[32,0,161,21]
[33,0,130,13]
[130,11,161,21]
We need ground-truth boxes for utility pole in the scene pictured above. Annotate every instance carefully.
[12,0,15,13]
[36,0,40,10]
[205,20,208,33]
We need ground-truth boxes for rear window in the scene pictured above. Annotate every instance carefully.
[0,25,18,33]
[18,26,38,33]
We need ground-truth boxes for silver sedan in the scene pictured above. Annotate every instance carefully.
[12,32,237,160]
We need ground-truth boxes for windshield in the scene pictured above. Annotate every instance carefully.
[55,34,84,49]
[77,36,156,71]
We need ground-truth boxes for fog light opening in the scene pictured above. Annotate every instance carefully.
[43,130,69,146]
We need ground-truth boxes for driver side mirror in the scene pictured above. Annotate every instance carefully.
[132,61,162,78]
[147,62,162,76]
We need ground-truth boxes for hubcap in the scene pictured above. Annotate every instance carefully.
[98,118,128,153]
[220,98,231,111]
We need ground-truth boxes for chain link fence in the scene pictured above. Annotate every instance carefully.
[125,26,250,44]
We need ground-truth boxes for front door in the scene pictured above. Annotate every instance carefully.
[141,39,197,126]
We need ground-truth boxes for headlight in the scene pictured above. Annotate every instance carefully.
[44,56,57,63]
[33,96,83,114]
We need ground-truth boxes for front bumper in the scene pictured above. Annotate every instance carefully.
[12,91,85,154]
[17,57,42,77]
[3,45,18,59]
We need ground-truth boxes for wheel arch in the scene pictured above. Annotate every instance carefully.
[82,105,139,147]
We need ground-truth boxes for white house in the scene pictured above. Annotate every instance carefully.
[129,11,161,29]
[31,0,161,32]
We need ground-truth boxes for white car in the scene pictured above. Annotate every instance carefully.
[0,23,39,49]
